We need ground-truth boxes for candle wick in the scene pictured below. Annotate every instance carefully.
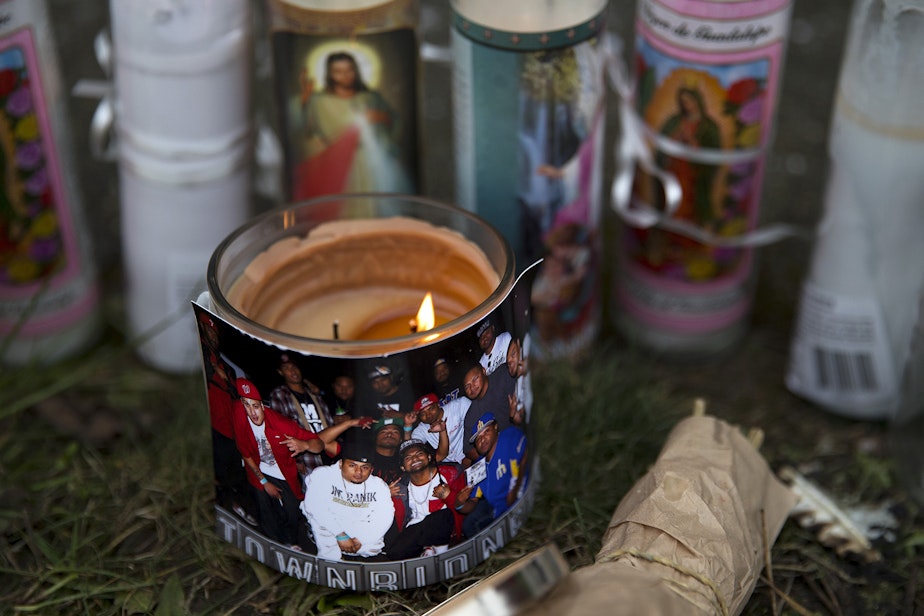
[409,319,418,334]
[333,320,340,340]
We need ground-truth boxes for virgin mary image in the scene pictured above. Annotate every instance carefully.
[657,84,722,230]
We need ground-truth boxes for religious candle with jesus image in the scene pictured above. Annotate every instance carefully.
[266,0,420,201]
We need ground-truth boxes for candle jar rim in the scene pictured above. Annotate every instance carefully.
[206,193,516,358]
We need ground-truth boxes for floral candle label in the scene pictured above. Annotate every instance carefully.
[193,264,538,591]
[451,3,608,358]
[0,25,97,338]
[616,0,792,349]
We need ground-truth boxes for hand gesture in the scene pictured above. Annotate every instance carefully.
[433,483,450,500]
[455,484,474,509]
[366,109,390,125]
[337,535,361,554]
[508,394,524,425]
[355,416,375,429]
[389,477,403,497]
[428,417,446,433]
[281,435,304,455]
[299,68,314,104]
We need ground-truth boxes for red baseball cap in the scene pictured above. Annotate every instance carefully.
[235,378,262,401]
[413,393,439,412]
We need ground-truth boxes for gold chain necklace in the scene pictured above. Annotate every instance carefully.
[340,475,368,506]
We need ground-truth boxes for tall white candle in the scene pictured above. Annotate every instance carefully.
[786,0,924,419]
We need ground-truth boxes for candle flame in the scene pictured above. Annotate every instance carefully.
[416,293,436,332]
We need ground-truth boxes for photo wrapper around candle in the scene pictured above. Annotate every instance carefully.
[195,194,540,591]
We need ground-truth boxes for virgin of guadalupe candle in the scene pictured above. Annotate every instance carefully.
[195,194,539,590]
[266,0,420,201]
[614,0,792,357]
[450,0,608,359]
[0,0,102,365]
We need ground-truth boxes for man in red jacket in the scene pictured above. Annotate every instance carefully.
[232,378,330,549]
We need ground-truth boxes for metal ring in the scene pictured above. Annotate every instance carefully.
[422,543,570,616]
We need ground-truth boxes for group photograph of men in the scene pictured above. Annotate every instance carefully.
[195,298,534,564]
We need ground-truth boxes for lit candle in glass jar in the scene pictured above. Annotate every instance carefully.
[196,193,535,592]
[207,194,514,357]
[223,215,501,348]
[353,292,436,340]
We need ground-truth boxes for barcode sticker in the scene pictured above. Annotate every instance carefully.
[786,283,898,418]
[812,347,877,391]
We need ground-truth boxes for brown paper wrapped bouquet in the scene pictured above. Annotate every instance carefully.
[532,412,796,615]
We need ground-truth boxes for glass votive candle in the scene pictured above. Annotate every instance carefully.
[195,193,537,591]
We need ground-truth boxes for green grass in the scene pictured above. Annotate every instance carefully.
[2,337,921,614]
[0,340,683,614]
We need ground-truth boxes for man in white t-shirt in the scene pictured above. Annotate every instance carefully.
[476,318,511,376]
[301,439,394,561]
[407,393,470,465]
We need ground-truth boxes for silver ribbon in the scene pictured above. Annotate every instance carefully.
[604,33,811,247]
[71,29,117,162]
[70,26,283,200]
